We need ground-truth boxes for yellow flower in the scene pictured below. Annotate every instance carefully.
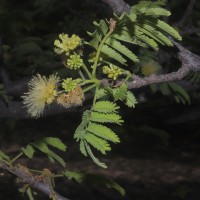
[141,60,162,76]
[54,34,81,56]
[103,64,122,80]
[22,74,60,118]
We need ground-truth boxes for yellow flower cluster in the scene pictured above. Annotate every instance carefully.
[103,64,122,80]
[22,74,60,118]
[67,54,83,70]
[54,34,81,56]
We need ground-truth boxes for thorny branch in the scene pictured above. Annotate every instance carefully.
[0,161,70,200]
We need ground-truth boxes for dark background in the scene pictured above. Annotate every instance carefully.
[0,0,200,199]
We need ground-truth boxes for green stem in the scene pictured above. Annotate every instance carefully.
[92,86,99,106]
[10,152,23,164]
[83,84,98,93]
[79,70,86,81]
[81,63,92,79]
[92,30,112,77]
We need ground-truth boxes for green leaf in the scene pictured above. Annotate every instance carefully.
[63,170,85,183]
[63,170,125,196]
[48,150,66,167]
[42,137,67,151]
[156,20,182,41]
[90,112,124,125]
[86,123,120,143]
[92,101,119,113]
[22,145,35,159]
[26,187,35,200]
[106,38,139,62]
[126,91,137,108]
[80,140,88,157]
[159,82,170,95]
[33,142,50,154]
[85,133,111,154]
[0,150,10,162]
[112,83,128,101]
[168,82,190,104]
[101,44,127,65]
[84,142,107,168]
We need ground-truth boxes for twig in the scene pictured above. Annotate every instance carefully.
[0,161,70,200]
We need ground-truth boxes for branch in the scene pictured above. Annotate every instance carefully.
[102,0,130,15]
[101,39,200,89]
[0,161,70,200]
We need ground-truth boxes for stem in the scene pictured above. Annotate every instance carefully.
[83,84,98,93]
[10,152,23,164]
[92,86,99,106]
[92,30,112,77]
[79,70,86,81]
[82,63,92,79]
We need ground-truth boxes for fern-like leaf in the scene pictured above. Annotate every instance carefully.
[85,133,111,154]
[106,38,139,62]
[90,112,123,125]
[92,101,119,113]
[126,91,138,108]
[84,141,107,168]
[112,83,128,101]
[93,20,109,36]
[156,20,182,41]
[80,140,88,157]
[101,44,127,65]
[86,122,120,143]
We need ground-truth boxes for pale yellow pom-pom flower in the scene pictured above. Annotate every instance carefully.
[22,74,60,118]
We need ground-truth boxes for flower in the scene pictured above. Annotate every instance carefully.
[54,34,81,56]
[67,54,83,70]
[103,64,122,80]
[62,78,81,93]
[57,86,84,108]
[22,74,60,118]
[141,60,162,76]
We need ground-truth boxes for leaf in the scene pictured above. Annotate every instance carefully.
[90,112,124,125]
[92,101,119,114]
[125,91,137,108]
[26,187,35,200]
[112,83,128,101]
[96,88,107,99]
[48,150,66,167]
[168,82,190,104]
[159,82,170,95]
[63,170,85,183]
[63,170,125,196]
[150,83,158,93]
[84,142,107,168]
[85,133,111,154]
[101,44,127,65]
[33,142,50,154]
[94,20,109,36]
[0,151,10,162]
[80,140,88,157]
[22,145,35,159]
[106,38,139,62]
[156,20,182,41]
[86,122,120,143]
[42,137,67,151]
